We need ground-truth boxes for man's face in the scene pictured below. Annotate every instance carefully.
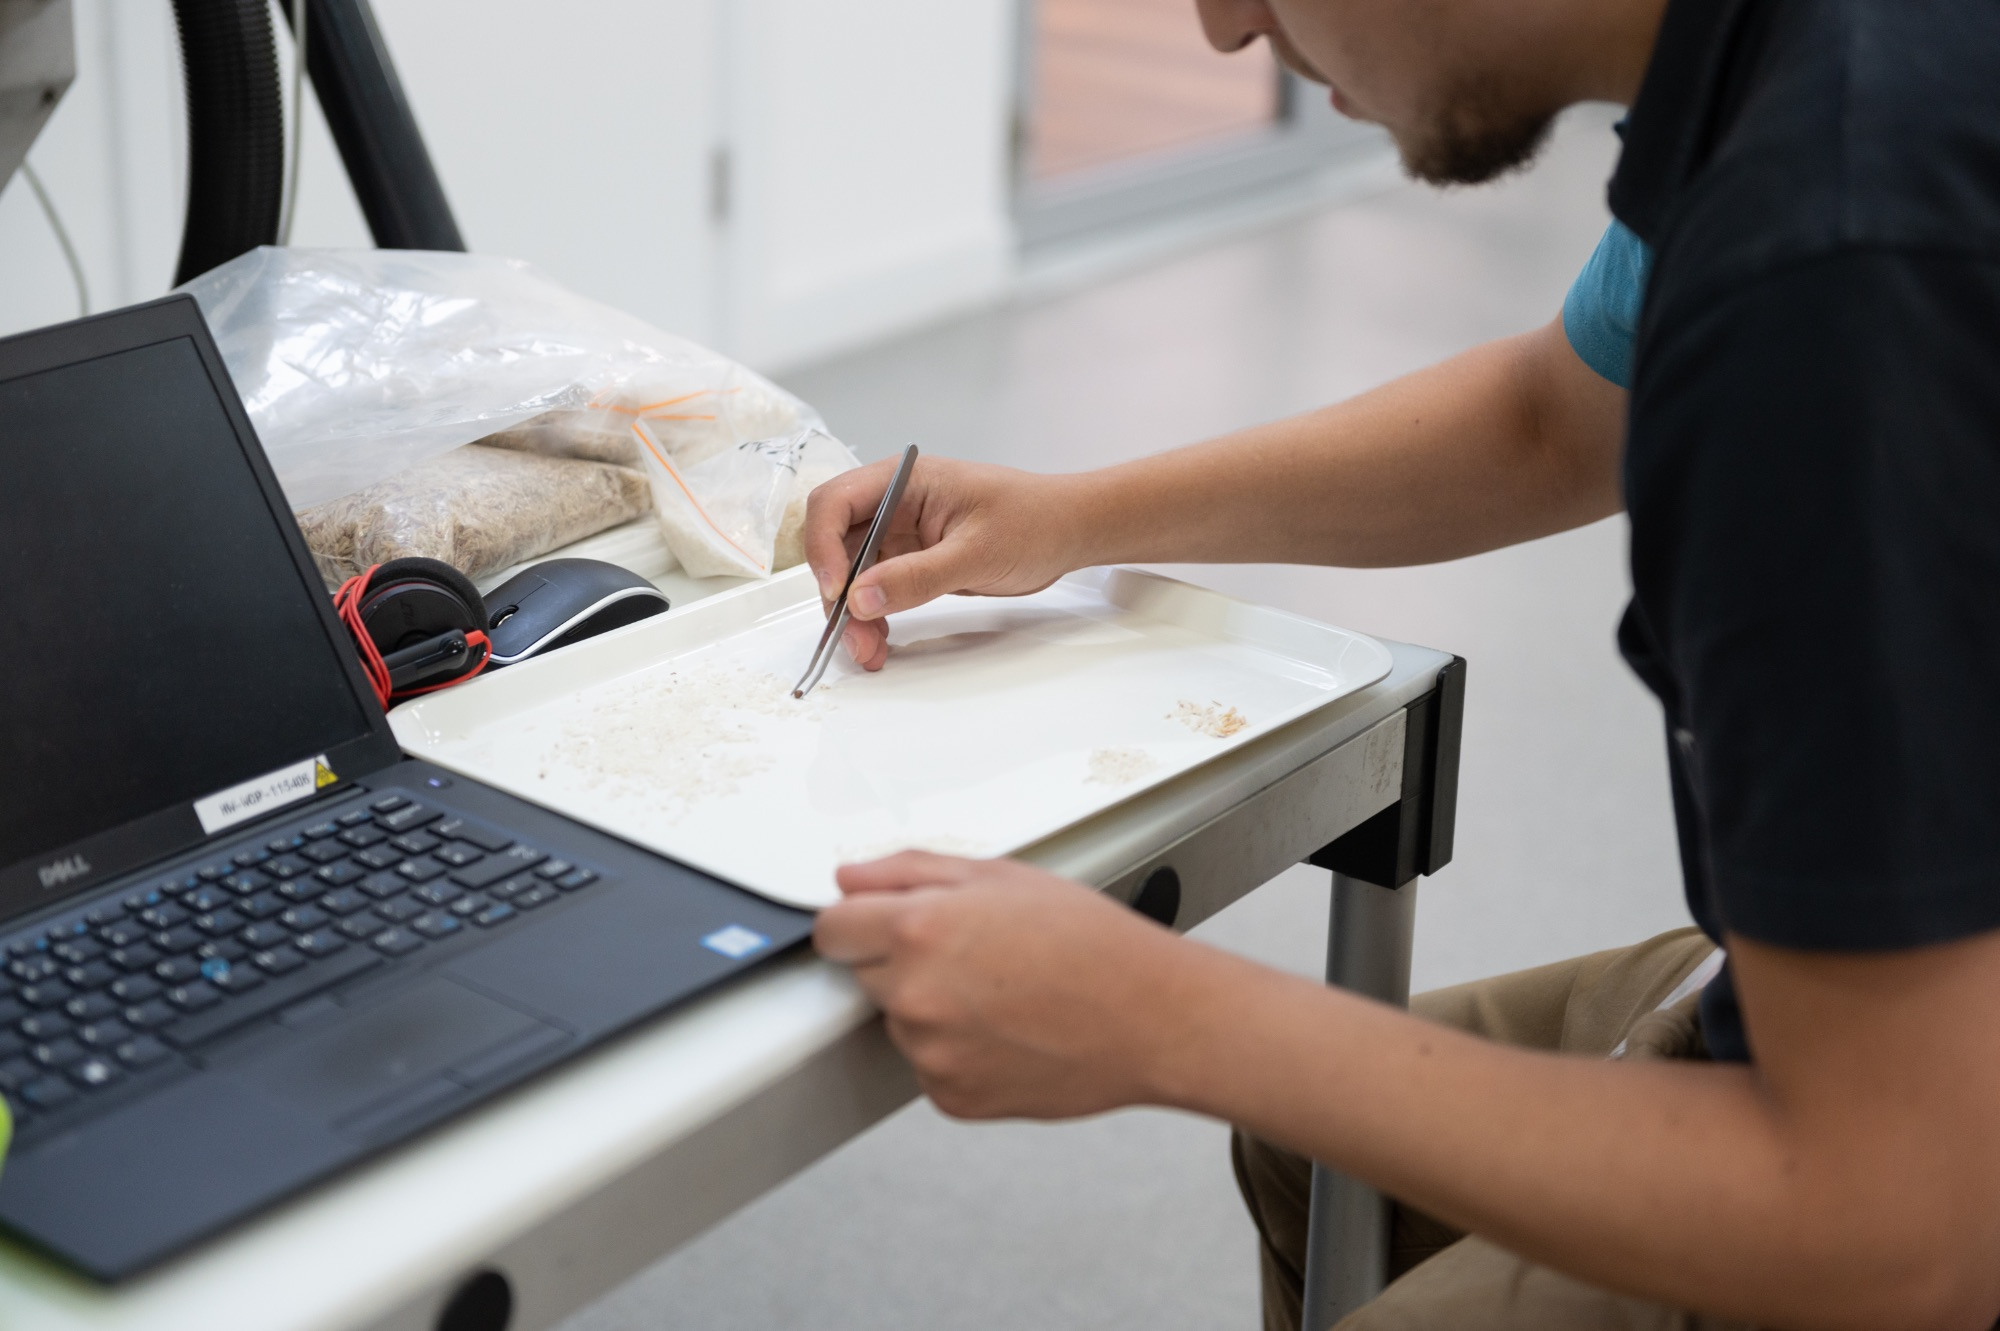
[1194,0,1554,185]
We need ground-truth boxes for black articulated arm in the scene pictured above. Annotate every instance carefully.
[281,0,464,251]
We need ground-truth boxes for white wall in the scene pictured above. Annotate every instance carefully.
[718,0,1017,368]
[367,0,724,345]
[0,0,1019,373]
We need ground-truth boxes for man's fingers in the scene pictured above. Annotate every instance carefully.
[801,464,894,600]
[835,850,983,896]
[841,618,890,671]
[812,890,917,966]
[848,541,973,621]
[813,867,972,963]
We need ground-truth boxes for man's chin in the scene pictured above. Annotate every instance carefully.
[1394,108,1555,187]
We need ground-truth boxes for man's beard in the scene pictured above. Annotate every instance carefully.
[1396,75,1555,186]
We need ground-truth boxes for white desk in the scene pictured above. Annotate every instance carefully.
[0,523,1461,1331]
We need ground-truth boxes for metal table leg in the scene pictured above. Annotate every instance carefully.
[1292,659,1462,1330]
[1299,871,1417,1331]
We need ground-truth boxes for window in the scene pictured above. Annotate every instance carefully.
[1026,0,1282,180]
[1015,0,1385,252]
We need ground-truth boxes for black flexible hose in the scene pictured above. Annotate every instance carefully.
[170,0,284,286]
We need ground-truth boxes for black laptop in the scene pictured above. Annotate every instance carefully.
[0,295,814,1280]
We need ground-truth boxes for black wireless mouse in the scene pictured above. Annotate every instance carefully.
[483,558,670,666]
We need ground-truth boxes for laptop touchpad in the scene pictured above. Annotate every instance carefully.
[233,976,561,1123]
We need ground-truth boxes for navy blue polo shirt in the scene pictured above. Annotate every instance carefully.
[1589,0,2000,1062]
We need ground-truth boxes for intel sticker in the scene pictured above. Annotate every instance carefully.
[702,925,770,960]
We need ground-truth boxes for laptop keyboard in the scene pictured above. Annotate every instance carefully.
[0,791,598,1136]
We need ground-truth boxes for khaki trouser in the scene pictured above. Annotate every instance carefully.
[1232,927,1755,1331]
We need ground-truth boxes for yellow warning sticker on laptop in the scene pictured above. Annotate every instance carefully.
[193,755,333,835]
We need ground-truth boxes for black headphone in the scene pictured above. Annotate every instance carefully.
[332,557,492,707]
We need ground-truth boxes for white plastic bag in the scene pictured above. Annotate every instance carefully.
[178,247,819,510]
[640,427,861,579]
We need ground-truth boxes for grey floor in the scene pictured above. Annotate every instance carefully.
[558,104,1693,1331]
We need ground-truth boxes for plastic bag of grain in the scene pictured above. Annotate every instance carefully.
[636,426,860,579]
[181,247,843,581]
[180,247,820,510]
[295,445,652,588]
[480,377,809,469]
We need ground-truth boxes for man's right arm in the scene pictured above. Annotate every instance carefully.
[804,314,1624,668]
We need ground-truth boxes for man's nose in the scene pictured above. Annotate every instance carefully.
[1192,0,1277,54]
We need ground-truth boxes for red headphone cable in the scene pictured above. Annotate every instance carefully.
[333,565,491,708]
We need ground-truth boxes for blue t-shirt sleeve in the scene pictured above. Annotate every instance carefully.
[1561,220,1654,388]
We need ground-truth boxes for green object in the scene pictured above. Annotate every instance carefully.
[0,1095,11,1175]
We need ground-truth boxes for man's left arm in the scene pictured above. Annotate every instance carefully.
[817,855,2000,1331]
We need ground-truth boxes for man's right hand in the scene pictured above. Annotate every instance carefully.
[801,457,1092,671]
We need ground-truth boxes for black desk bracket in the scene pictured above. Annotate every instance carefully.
[1309,656,1465,890]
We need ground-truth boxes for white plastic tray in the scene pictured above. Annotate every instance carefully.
[390,566,1392,909]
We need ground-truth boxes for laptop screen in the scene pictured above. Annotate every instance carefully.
[0,329,386,922]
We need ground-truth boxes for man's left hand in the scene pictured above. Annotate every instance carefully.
[813,852,1197,1119]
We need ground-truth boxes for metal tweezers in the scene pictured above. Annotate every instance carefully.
[792,442,919,699]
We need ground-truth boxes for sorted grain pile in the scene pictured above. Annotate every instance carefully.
[1169,700,1249,738]
[1086,747,1161,785]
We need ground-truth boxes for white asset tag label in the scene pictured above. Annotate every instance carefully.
[193,754,338,835]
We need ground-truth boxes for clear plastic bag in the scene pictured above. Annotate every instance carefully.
[639,427,861,579]
[179,247,820,511]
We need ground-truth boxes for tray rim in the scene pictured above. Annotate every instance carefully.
[393,564,1388,736]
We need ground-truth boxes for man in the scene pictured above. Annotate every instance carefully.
[806,0,2000,1326]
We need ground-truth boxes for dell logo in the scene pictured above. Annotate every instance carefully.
[37,854,91,889]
